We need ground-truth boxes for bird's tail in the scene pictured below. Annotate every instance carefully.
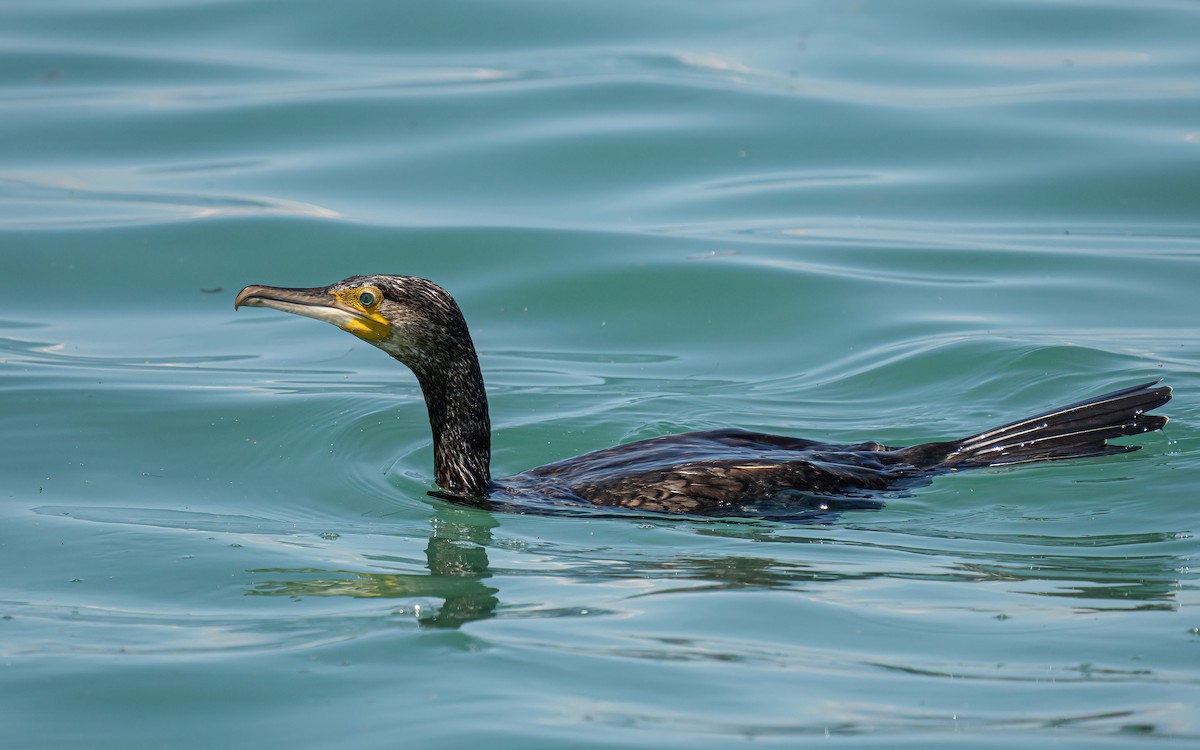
[935,380,1171,469]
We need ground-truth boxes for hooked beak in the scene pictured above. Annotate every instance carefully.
[235,284,391,342]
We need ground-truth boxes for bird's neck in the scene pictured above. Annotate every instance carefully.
[410,345,491,497]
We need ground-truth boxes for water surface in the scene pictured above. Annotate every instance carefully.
[2,1,1199,748]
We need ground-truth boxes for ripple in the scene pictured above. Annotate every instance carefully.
[0,170,339,228]
[551,697,1197,740]
[693,169,899,195]
[0,598,412,657]
[33,504,346,536]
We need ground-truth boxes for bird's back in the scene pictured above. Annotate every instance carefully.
[497,429,921,516]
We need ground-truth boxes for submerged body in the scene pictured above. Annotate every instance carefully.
[235,275,1171,517]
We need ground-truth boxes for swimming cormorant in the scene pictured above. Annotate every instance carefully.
[235,275,1171,517]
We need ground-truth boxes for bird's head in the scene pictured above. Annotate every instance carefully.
[235,275,473,371]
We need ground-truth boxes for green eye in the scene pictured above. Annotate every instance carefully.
[359,291,377,307]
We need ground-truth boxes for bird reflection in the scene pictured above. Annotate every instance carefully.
[420,507,500,628]
[245,513,1187,626]
[247,505,499,629]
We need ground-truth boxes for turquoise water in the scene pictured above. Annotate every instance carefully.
[3,0,1199,747]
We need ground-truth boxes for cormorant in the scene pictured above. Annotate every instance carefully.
[235,275,1171,518]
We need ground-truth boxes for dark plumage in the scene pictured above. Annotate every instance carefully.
[235,275,1171,519]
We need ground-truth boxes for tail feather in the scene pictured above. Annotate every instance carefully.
[941,380,1171,469]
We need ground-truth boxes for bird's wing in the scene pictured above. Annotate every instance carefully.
[568,457,912,514]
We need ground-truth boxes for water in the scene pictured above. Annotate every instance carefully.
[2,1,1199,747]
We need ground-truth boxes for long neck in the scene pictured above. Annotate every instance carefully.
[410,344,491,497]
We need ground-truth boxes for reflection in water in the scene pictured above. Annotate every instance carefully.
[420,508,500,628]
[247,505,499,629]
[35,501,1189,624]
[245,502,1190,625]
[962,550,1183,612]
[690,525,1190,612]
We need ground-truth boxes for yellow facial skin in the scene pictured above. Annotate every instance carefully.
[331,286,391,342]
[235,283,393,343]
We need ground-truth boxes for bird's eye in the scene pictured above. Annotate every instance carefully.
[359,291,377,307]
